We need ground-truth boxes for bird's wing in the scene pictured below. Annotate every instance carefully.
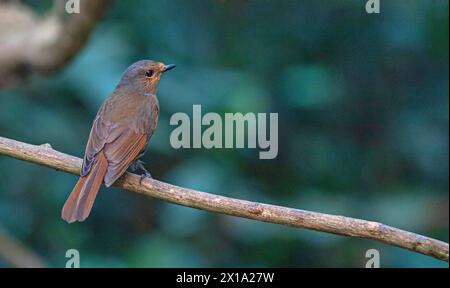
[81,93,158,186]
[81,104,113,177]
[81,116,149,186]
[102,129,148,186]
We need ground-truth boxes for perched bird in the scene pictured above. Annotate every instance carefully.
[62,60,175,223]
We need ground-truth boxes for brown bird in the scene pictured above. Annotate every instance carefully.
[62,60,175,223]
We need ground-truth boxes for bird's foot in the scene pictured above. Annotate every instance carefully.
[139,170,152,185]
[135,160,153,185]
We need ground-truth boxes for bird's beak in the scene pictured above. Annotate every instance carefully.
[163,64,176,73]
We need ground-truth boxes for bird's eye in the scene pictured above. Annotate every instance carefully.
[145,70,154,77]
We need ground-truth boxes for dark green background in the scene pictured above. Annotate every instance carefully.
[0,0,448,267]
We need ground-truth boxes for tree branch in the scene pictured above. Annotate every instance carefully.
[0,136,448,262]
[0,0,110,87]
[0,224,48,268]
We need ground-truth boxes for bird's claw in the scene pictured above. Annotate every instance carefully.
[139,170,152,185]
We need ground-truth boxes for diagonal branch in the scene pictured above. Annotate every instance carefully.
[0,224,48,268]
[0,0,110,87]
[0,135,448,262]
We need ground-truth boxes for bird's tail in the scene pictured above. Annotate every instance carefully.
[62,151,108,223]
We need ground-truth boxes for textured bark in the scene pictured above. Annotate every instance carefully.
[0,136,448,262]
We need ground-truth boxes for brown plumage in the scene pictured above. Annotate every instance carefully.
[62,60,175,223]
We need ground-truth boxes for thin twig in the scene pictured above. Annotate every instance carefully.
[0,136,448,262]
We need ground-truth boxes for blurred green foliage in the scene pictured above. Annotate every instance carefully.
[0,0,448,267]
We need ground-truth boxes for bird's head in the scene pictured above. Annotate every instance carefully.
[118,60,176,95]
